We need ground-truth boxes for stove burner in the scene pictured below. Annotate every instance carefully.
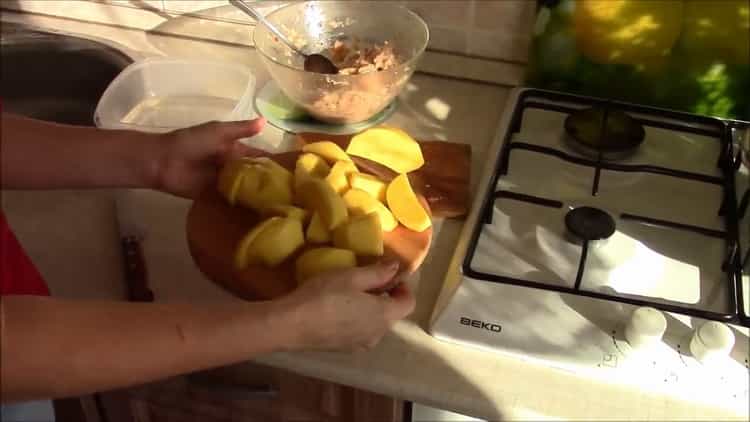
[565,207,616,241]
[564,107,645,159]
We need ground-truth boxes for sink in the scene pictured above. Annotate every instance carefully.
[1,23,132,126]
[0,23,131,301]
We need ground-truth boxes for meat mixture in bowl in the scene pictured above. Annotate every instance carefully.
[328,39,399,75]
[307,38,403,124]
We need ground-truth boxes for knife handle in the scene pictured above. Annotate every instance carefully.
[121,236,154,302]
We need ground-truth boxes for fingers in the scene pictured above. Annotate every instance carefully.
[223,141,268,164]
[345,260,400,292]
[382,282,416,321]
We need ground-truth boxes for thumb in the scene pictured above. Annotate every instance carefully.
[212,117,266,141]
[346,260,400,292]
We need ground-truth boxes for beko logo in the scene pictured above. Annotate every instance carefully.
[459,317,502,333]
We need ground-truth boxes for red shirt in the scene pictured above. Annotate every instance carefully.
[0,211,50,296]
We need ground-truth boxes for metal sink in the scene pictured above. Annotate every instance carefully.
[1,23,132,126]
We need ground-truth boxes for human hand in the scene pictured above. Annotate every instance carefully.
[274,261,416,352]
[154,119,266,199]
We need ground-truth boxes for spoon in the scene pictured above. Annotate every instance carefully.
[229,0,339,75]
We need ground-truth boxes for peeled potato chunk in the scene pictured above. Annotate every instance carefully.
[386,173,431,232]
[295,247,357,283]
[250,157,293,186]
[349,172,387,202]
[346,127,424,173]
[262,205,308,222]
[296,178,349,230]
[342,188,398,231]
[217,160,248,205]
[233,217,281,270]
[241,217,305,268]
[235,164,293,211]
[302,141,353,163]
[294,153,331,190]
[325,161,359,194]
[333,213,384,257]
[306,212,331,243]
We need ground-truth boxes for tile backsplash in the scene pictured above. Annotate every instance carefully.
[107,0,537,63]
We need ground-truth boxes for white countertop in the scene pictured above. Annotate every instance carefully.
[1,7,746,421]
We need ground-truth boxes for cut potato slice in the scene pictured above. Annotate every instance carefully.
[236,165,293,211]
[346,127,424,173]
[246,217,305,267]
[217,160,250,205]
[342,189,398,231]
[386,174,431,232]
[250,157,293,186]
[295,247,357,283]
[233,217,281,270]
[302,141,353,163]
[294,153,331,190]
[262,205,308,222]
[333,213,384,257]
[348,173,387,202]
[306,212,331,243]
[325,161,359,194]
[296,178,349,230]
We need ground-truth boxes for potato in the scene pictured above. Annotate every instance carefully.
[325,161,359,194]
[233,217,281,270]
[235,165,293,211]
[306,212,331,243]
[333,213,384,256]
[302,141,353,163]
[296,178,349,230]
[342,188,398,231]
[348,173,387,202]
[294,153,331,191]
[217,160,250,205]
[241,217,305,268]
[250,157,293,186]
[386,174,431,232]
[262,205,308,222]
[295,247,357,283]
[346,127,424,173]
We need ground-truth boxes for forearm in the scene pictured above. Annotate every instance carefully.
[0,113,162,190]
[0,295,292,402]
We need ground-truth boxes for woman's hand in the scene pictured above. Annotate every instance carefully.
[273,261,416,352]
[155,118,266,199]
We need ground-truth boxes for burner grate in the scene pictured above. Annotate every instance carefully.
[463,89,749,327]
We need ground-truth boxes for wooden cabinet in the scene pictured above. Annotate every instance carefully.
[93,365,404,422]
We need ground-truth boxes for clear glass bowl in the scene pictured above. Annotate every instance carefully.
[253,1,429,124]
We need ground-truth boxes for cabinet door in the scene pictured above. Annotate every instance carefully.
[96,364,404,422]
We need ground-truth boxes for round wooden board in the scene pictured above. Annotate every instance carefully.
[186,152,433,301]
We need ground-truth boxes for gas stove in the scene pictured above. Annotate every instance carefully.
[429,88,750,414]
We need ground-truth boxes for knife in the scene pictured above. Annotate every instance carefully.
[114,191,154,302]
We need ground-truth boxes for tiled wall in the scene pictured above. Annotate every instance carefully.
[98,0,537,63]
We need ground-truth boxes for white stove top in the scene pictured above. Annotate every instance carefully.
[429,88,749,417]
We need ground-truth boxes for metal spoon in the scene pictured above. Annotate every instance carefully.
[229,0,339,74]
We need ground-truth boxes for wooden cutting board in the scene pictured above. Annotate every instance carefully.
[186,151,433,301]
[296,133,471,218]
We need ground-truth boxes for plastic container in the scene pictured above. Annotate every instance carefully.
[95,58,256,132]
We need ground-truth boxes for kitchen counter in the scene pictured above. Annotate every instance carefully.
[1,7,746,421]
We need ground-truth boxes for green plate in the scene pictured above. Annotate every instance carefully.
[255,80,397,135]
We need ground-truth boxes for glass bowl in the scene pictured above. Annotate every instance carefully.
[253,1,429,125]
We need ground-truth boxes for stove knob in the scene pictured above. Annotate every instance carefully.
[625,307,667,349]
[690,321,735,363]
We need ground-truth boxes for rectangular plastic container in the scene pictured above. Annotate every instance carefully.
[95,58,256,132]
